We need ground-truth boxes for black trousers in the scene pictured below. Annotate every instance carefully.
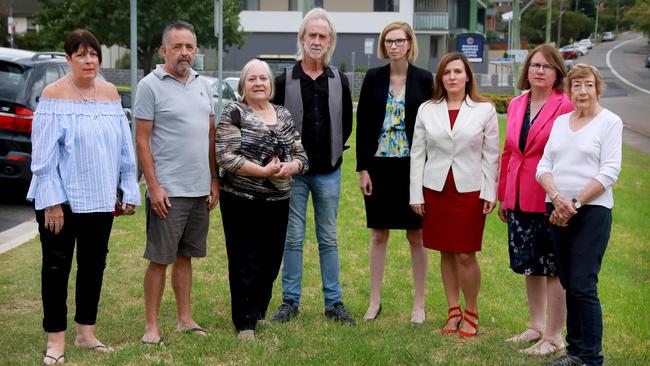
[219,191,289,331]
[548,204,611,366]
[35,205,114,332]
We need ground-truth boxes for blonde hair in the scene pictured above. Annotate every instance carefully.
[238,59,275,101]
[566,63,606,98]
[296,7,337,64]
[377,22,418,61]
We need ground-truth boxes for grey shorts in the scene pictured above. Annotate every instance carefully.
[144,196,209,264]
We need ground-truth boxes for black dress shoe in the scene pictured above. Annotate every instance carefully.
[325,302,357,325]
[546,354,584,366]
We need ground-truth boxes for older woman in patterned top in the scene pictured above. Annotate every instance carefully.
[217,59,308,341]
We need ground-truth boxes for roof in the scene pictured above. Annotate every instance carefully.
[11,0,43,17]
[0,47,66,64]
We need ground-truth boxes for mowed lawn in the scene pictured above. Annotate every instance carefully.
[1,117,649,366]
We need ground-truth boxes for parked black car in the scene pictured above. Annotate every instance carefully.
[0,47,71,195]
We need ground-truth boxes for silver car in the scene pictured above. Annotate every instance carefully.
[201,76,237,115]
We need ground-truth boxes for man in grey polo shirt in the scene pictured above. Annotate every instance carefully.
[135,20,219,344]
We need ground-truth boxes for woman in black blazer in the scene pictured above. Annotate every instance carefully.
[356,21,433,323]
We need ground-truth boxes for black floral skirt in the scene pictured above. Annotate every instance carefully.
[507,207,557,276]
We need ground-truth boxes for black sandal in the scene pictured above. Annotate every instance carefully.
[41,353,65,365]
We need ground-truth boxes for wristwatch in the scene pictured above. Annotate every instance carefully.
[572,198,583,209]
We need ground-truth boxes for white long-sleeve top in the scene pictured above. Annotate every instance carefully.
[536,108,623,209]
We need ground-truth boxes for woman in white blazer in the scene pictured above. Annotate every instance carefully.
[410,52,500,337]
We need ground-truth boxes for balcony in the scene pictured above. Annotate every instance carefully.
[414,12,449,31]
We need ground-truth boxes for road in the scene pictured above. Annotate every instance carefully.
[0,198,34,233]
[579,32,650,155]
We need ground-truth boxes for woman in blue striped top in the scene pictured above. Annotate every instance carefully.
[26,29,140,365]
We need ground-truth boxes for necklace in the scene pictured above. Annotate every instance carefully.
[69,77,97,102]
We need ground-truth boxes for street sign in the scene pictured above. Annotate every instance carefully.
[364,39,374,55]
[490,58,514,63]
[456,34,484,63]
[507,49,529,63]
[7,16,14,35]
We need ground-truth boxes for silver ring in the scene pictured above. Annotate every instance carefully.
[152,207,157,211]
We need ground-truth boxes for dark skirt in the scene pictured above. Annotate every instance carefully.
[507,206,557,276]
[422,171,485,253]
[364,157,421,230]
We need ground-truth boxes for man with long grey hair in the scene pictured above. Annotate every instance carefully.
[271,8,355,325]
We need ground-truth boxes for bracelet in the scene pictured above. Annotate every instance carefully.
[211,174,220,180]
[551,191,560,200]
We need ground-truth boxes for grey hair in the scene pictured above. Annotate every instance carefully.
[238,59,275,101]
[296,7,337,64]
[162,20,197,46]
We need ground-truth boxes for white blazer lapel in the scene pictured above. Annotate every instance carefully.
[451,98,473,137]
[437,99,453,138]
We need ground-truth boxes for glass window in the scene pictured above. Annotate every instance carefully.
[242,0,260,10]
[0,62,25,100]
[374,0,399,11]
[44,65,61,86]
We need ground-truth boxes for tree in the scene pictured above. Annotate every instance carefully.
[35,0,245,74]
[624,0,650,37]
[521,6,593,45]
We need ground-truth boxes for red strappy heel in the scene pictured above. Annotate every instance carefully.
[440,305,462,335]
[459,309,479,338]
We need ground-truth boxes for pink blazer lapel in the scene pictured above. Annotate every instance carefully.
[512,93,529,150]
[524,90,563,152]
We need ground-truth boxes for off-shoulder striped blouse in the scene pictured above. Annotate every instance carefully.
[26,98,141,212]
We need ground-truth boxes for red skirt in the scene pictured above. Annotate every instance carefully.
[422,171,486,252]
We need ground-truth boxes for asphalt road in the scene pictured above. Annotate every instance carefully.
[0,197,34,233]
[579,32,650,155]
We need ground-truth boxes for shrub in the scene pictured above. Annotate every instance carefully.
[484,94,514,114]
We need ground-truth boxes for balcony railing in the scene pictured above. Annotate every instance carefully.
[414,12,449,31]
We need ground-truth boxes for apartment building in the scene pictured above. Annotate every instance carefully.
[221,0,486,72]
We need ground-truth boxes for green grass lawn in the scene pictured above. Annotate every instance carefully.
[1,117,649,365]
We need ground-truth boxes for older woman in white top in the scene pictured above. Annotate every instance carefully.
[537,63,622,366]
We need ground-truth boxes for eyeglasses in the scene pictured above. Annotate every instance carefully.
[529,63,555,73]
[384,38,408,47]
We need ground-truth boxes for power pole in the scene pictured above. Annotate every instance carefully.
[130,0,137,171]
[615,0,619,33]
[546,0,552,43]
[512,0,520,51]
[470,0,478,33]
[214,0,224,117]
[557,0,564,46]
[594,0,599,39]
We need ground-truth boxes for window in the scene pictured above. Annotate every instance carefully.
[242,0,260,10]
[45,66,61,86]
[374,0,399,11]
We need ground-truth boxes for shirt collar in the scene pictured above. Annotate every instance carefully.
[153,64,200,81]
[292,61,335,79]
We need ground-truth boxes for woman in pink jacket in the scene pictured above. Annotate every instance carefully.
[498,44,574,356]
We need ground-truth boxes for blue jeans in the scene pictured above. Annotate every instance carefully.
[281,167,343,310]
[548,204,611,366]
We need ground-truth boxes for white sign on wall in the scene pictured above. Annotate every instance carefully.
[364,39,374,55]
